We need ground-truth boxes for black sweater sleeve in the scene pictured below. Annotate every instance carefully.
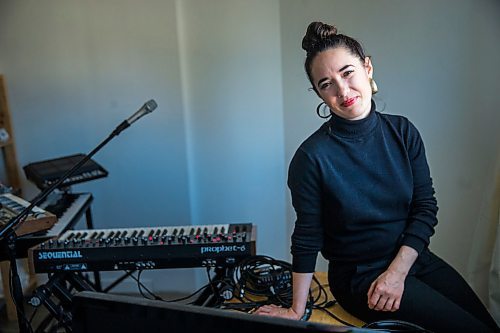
[400,121,438,254]
[288,147,323,273]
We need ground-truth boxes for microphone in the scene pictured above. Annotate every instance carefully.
[113,99,158,136]
[126,99,158,126]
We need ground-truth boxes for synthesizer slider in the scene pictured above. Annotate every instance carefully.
[29,223,256,273]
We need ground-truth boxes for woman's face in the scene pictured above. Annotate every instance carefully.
[311,47,373,120]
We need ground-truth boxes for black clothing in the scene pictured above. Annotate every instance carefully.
[329,249,500,333]
[289,102,437,272]
[288,101,499,332]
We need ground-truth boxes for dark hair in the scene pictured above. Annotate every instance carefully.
[302,22,366,90]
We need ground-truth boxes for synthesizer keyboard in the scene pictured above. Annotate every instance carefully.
[14,192,94,258]
[0,193,57,237]
[23,153,108,190]
[37,192,93,237]
[29,223,256,273]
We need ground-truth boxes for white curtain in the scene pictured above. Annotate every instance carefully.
[467,151,500,325]
[489,210,500,325]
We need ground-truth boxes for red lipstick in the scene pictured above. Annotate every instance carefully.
[342,97,357,107]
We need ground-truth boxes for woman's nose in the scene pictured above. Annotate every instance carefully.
[337,81,350,98]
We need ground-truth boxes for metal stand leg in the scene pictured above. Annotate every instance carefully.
[29,272,95,333]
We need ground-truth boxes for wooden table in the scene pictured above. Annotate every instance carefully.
[225,271,364,327]
[309,272,364,327]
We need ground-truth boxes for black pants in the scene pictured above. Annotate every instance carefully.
[328,249,500,333]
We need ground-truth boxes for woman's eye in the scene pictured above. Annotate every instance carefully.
[320,82,332,90]
[343,70,354,77]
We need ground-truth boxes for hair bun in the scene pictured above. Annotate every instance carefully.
[301,21,338,53]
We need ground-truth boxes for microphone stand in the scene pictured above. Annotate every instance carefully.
[0,100,156,333]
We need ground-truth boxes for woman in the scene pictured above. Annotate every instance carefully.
[255,21,499,333]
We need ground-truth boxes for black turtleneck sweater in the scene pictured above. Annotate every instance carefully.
[289,102,438,272]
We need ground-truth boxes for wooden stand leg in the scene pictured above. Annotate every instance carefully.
[1,260,18,321]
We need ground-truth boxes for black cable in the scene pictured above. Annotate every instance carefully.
[318,307,356,327]
[205,267,218,301]
[233,255,310,315]
[9,263,34,333]
[130,270,163,301]
[130,270,213,304]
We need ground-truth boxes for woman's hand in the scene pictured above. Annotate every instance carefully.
[254,304,302,320]
[366,245,418,312]
[367,269,405,312]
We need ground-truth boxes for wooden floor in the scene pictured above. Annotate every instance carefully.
[0,298,46,333]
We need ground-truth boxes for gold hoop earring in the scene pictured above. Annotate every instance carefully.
[370,78,378,94]
[316,102,332,119]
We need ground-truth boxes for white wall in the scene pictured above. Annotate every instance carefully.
[176,0,286,256]
[0,0,498,304]
[175,0,287,285]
